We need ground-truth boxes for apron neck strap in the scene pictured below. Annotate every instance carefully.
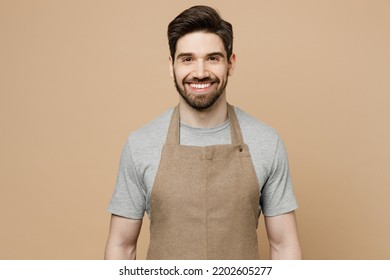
[166,105,180,145]
[165,103,244,145]
[227,103,244,144]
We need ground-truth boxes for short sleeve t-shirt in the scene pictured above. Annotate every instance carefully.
[108,106,298,219]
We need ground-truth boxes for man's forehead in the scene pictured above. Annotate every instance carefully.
[175,32,226,57]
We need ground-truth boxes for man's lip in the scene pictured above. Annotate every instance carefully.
[185,80,215,84]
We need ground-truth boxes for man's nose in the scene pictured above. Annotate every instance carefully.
[193,59,209,79]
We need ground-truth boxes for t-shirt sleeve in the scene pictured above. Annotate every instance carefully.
[260,136,298,216]
[107,139,146,219]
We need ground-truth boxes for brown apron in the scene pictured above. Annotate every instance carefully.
[146,104,260,259]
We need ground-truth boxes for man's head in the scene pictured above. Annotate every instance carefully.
[168,6,235,110]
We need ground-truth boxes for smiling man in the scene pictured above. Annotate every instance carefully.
[105,5,302,260]
[172,32,231,111]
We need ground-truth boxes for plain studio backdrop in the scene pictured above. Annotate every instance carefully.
[1,0,389,259]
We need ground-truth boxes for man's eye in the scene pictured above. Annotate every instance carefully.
[182,57,193,62]
[208,56,219,61]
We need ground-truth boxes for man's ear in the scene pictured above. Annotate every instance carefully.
[228,53,236,76]
[169,56,174,78]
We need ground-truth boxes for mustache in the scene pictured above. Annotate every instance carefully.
[184,77,219,83]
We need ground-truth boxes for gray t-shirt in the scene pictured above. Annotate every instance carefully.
[108,106,298,219]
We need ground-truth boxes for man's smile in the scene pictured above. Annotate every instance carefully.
[189,82,212,89]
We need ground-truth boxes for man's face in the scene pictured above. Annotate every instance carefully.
[170,32,235,110]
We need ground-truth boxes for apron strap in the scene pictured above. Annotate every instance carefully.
[165,103,244,145]
[166,105,180,145]
[227,103,244,144]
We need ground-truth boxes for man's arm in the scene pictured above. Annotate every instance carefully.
[104,214,142,260]
[264,211,302,259]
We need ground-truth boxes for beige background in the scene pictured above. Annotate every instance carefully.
[1,0,389,260]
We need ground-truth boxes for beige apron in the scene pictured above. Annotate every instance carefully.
[146,104,260,259]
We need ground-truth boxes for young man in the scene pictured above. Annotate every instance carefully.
[105,5,302,260]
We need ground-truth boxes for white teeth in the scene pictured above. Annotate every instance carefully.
[190,83,211,89]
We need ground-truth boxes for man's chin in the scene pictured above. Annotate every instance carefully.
[182,93,222,111]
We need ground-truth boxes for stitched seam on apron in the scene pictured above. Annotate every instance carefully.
[204,148,209,259]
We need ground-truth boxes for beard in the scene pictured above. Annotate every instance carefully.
[173,72,228,111]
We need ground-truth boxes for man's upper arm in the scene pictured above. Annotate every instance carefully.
[108,140,147,219]
[260,136,298,216]
[104,214,143,259]
[264,211,302,259]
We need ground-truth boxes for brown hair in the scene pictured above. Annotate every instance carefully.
[168,5,233,62]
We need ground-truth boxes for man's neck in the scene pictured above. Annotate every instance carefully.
[179,93,228,128]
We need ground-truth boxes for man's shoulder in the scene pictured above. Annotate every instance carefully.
[234,106,279,142]
[126,108,173,148]
[234,106,286,179]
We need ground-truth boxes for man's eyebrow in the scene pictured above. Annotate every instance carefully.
[207,52,226,58]
[176,52,194,59]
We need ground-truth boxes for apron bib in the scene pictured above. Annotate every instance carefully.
[146,104,260,259]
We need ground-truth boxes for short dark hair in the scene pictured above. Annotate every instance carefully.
[168,5,233,62]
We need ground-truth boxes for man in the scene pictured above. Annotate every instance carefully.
[105,5,302,260]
